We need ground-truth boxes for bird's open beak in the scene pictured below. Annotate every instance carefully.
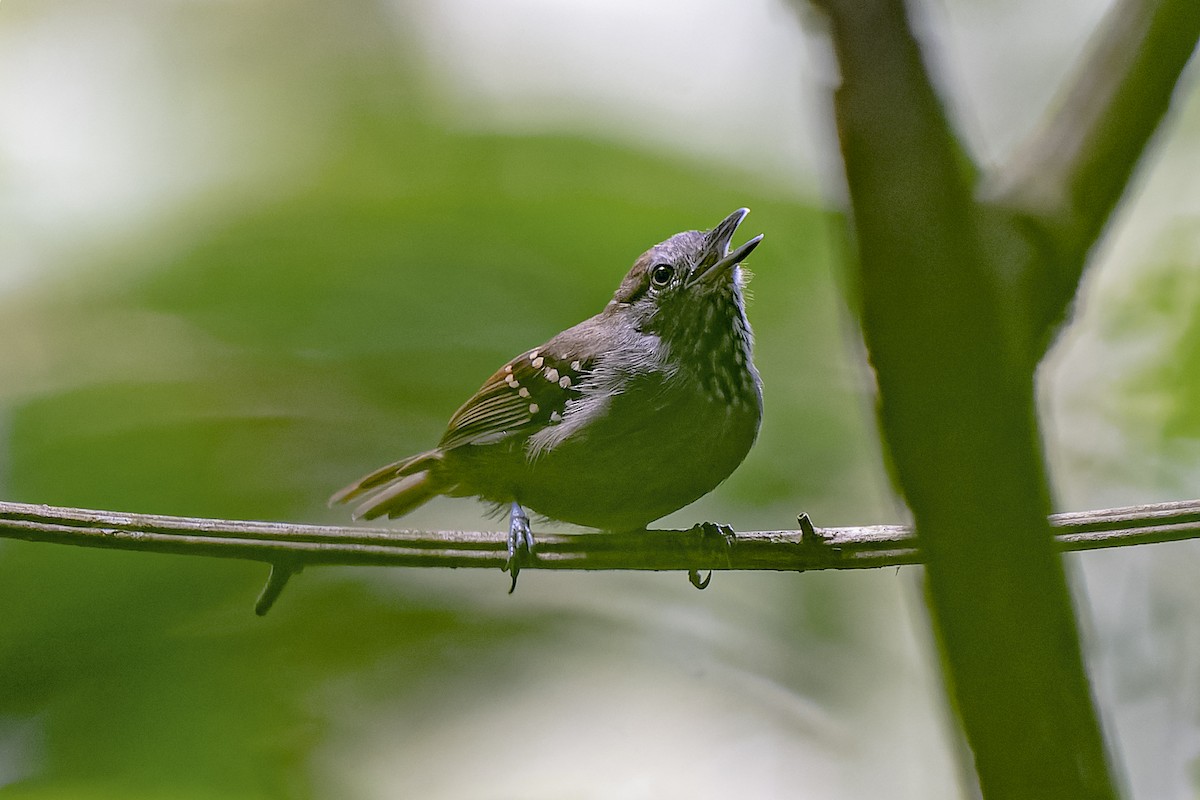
[690,208,764,287]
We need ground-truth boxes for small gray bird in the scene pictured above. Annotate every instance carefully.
[332,208,764,584]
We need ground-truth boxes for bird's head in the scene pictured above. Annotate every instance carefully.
[608,208,763,339]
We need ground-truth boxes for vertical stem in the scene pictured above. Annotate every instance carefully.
[812,0,1119,796]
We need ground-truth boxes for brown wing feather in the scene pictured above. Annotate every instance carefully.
[334,340,596,518]
[439,346,593,451]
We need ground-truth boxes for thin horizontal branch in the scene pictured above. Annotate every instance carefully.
[2,498,1199,574]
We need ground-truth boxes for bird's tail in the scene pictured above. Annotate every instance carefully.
[329,450,445,520]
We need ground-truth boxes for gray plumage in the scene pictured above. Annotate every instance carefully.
[332,208,764,534]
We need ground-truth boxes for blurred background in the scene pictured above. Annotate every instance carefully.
[0,0,1198,797]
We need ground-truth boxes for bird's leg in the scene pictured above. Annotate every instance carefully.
[504,500,535,593]
[687,521,737,590]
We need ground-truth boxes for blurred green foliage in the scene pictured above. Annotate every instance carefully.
[13,0,1197,795]
[0,3,921,797]
[6,123,867,521]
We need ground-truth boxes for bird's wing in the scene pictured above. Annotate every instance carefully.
[439,345,594,451]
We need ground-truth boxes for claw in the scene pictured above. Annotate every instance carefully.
[504,501,535,593]
[686,521,737,589]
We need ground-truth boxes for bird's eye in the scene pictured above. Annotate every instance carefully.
[650,263,674,287]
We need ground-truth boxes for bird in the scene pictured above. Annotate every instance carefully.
[332,208,764,587]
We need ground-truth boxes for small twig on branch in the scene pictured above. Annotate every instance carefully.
[255,562,300,616]
[1,499,1199,610]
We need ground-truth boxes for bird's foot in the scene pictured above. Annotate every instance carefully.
[687,521,737,590]
[504,501,536,593]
